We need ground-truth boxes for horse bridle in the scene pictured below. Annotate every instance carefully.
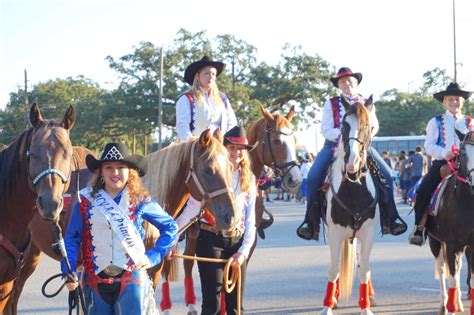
[185,140,234,206]
[341,117,371,184]
[454,132,474,187]
[24,128,69,189]
[262,126,298,181]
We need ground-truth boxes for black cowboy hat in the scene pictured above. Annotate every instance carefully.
[433,82,472,102]
[86,142,148,177]
[223,126,257,151]
[184,56,226,85]
[330,67,363,88]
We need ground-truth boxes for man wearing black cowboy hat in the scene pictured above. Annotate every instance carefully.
[409,82,473,246]
[297,67,407,241]
[176,56,237,141]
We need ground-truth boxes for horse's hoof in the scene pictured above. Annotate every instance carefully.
[187,303,198,315]
[360,308,373,315]
[369,295,376,306]
[163,310,172,315]
[187,312,198,315]
[437,306,447,315]
[320,306,333,315]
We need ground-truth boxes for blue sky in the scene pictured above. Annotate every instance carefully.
[1,0,474,152]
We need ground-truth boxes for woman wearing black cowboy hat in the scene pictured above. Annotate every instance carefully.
[409,83,473,246]
[297,67,407,241]
[61,142,177,314]
[176,126,257,315]
[176,56,237,141]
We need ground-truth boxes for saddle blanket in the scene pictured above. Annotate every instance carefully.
[427,175,452,216]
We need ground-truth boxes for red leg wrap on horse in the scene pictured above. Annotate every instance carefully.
[160,281,172,311]
[335,279,340,300]
[359,283,370,309]
[470,288,474,315]
[368,279,375,296]
[221,290,226,315]
[184,276,197,305]
[447,287,458,313]
[323,281,337,308]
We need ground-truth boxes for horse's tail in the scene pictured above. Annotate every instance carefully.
[163,246,179,282]
[339,238,356,301]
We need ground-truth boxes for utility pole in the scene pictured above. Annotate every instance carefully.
[157,47,164,150]
[23,70,30,130]
[452,0,457,82]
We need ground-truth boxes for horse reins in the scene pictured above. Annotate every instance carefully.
[261,126,298,180]
[173,253,242,315]
[0,231,32,302]
[185,141,233,206]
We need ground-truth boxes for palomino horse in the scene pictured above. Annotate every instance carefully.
[426,131,474,315]
[0,103,75,314]
[141,129,239,301]
[162,105,302,315]
[320,98,378,315]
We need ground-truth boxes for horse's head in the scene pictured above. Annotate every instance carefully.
[458,131,474,190]
[27,103,75,222]
[251,104,302,193]
[340,97,373,179]
[187,129,239,231]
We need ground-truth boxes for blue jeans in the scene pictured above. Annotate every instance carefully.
[304,140,397,225]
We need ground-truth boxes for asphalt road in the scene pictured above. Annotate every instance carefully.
[17,196,472,314]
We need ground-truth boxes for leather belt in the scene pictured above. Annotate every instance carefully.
[200,222,242,238]
[101,265,124,277]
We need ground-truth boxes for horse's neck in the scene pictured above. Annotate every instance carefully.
[251,155,264,179]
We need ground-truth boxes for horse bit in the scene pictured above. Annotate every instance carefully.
[262,127,298,180]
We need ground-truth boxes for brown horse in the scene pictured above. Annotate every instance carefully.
[163,105,302,314]
[0,103,75,314]
[1,146,95,314]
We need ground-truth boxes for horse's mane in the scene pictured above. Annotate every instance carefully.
[0,129,33,199]
[143,136,227,206]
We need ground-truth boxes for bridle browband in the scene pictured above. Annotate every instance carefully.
[185,140,233,205]
[262,126,298,180]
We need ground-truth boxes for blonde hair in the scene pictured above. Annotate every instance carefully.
[90,167,151,205]
[191,68,225,106]
[235,148,255,193]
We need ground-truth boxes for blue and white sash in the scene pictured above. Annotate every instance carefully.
[82,188,147,264]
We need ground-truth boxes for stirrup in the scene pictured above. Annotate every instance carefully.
[408,226,426,246]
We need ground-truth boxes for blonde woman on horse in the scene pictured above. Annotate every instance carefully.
[409,82,473,246]
[61,142,178,314]
[297,67,407,241]
[176,126,257,315]
[176,55,237,140]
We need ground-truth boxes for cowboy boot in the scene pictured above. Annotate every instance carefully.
[296,201,320,241]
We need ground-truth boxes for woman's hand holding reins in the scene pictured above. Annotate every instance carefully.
[231,252,246,267]
[65,280,78,291]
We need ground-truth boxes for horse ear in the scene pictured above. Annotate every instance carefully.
[213,128,223,143]
[259,104,274,123]
[340,96,351,111]
[62,105,76,130]
[286,105,295,121]
[199,129,212,147]
[30,103,44,128]
[364,95,374,108]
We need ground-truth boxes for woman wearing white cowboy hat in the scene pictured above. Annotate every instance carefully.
[176,126,257,315]
[176,56,238,141]
[61,142,178,314]
[409,82,473,246]
[296,67,407,241]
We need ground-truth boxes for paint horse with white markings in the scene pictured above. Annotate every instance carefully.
[320,97,378,315]
[426,131,474,314]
